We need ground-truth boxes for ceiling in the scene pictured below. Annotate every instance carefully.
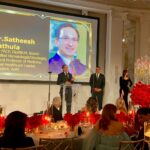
[81,0,150,10]
[13,0,150,11]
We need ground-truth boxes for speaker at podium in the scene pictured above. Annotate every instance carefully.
[60,84,81,115]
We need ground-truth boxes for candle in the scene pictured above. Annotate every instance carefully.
[86,112,90,123]
[86,112,90,117]
[42,114,51,125]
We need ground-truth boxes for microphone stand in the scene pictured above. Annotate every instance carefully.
[47,72,52,115]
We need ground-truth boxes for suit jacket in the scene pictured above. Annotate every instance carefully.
[48,105,63,122]
[57,72,73,94]
[49,53,86,75]
[89,73,105,93]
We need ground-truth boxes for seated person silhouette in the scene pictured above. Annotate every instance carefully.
[82,104,131,150]
[135,107,150,150]
[85,97,98,113]
[116,92,127,114]
[49,23,86,75]
[47,96,63,122]
[0,111,35,148]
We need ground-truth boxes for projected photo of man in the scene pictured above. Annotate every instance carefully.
[49,21,87,75]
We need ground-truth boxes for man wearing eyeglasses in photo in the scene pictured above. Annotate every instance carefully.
[49,23,86,75]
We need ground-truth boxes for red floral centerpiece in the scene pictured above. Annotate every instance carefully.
[116,111,135,125]
[0,114,5,132]
[116,111,135,136]
[26,114,50,131]
[78,111,101,124]
[64,113,80,130]
[130,81,150,107]
[26,115,42,130]
[89,113,101,124]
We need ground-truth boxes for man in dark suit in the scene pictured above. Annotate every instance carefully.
[57,65,74,113]
[49,23,86,75]
[89,66,105,110]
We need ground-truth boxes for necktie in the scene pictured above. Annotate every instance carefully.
[97,74,99,79]
[66,73,69,79]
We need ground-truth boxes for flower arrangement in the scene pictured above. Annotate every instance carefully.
[0,114,5,131]
[64,111,101,128]
[79,111,101,124]
[116,111,135,136]
[89,113,101,124]
[79,111,87,122]
[64,113,80,130]
[50,121,68,130]
[135,56,150,84]
[26,115,42,129]
[130,81,150,107]
[26,114,50,130]
[116,111,135,125]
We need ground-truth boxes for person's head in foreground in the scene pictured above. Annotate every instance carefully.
[99,104,117,130]
[0,111,35,148]
[136,107,150,126]
[3,111,27,138]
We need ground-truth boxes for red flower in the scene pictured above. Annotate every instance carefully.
[116,112,128,123]
[64,111,101,127]
[116,111,135,136]
[116,111,135,124]
[64,113,80,128]
[130,82,150,107]
[89,113,101,124]
[26,114,49,129]
[41,114,51,125]
[79,111,87,122]
[0,115,5,130]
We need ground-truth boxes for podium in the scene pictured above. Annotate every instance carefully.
[61,84,81,115]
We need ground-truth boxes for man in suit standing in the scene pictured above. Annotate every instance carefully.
[57,65,74,113]
[89,66,105,110]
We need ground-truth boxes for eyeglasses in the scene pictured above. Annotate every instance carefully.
[59,37,79,42]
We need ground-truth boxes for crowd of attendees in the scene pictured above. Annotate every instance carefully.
[0,97,149,149]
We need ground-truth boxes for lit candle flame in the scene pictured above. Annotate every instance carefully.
[86,112,90,117]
